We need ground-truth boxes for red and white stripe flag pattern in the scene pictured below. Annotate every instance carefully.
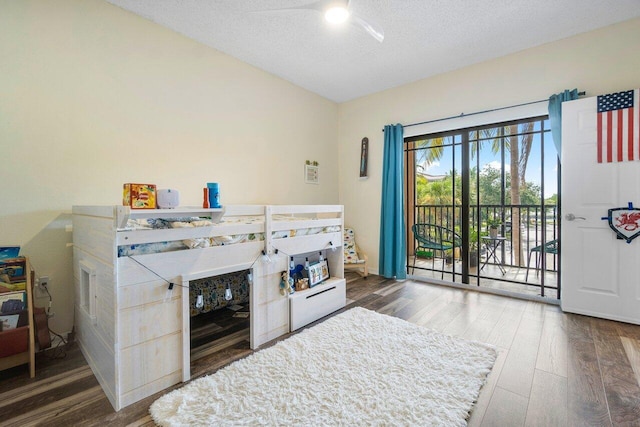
[597,89,640,163]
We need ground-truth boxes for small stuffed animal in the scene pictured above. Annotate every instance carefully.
[296,278,309,291]
[280,271,294,295]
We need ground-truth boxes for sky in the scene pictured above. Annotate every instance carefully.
[419,126,559,198]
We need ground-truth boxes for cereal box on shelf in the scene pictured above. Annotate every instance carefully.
[123,183,157,209]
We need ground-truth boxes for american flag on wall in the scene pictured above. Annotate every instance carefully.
[597,89,640,163]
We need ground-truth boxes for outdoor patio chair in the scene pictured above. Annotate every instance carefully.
[525,239,559,281]
[411,223,462,279]
[344,227,368,278]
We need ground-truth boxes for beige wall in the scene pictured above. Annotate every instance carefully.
[3,0,639,339]
[0,0,339,335]
[338,18,640,276]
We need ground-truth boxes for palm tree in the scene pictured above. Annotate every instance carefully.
[414,136,447,170]
[506,122,534,266]
[415,121,536,267]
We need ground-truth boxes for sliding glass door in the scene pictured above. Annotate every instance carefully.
[405,116,560,299]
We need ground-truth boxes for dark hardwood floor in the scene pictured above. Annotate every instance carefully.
[1,273,640,426]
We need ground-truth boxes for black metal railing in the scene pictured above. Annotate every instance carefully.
[413,204,559,272]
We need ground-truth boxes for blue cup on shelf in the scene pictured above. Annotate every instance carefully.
[207,182,221,208]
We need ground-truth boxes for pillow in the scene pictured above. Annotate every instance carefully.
[343,228,360,263]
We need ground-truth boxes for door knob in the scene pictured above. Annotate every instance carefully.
[565,213,586,221]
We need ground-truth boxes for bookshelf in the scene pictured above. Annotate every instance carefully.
[0,257,35,377]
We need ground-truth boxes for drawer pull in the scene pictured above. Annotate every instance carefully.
[306,286,336,299]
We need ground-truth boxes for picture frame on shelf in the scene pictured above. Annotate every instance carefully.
[308,260,329,287]
[321,260,329,280]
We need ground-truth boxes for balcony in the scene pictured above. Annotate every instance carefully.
[408,204,559,299]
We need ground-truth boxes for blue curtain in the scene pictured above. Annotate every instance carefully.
[548,89,579,159]
[379,124,406,279]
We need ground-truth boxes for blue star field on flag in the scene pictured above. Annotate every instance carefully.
[597,90,634,113]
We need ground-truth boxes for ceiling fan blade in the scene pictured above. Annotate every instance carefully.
[253,0,327,14]
[351,13,384,43]
[254,0,384,43]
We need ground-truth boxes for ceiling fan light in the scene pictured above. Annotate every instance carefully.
[325,6,350,24]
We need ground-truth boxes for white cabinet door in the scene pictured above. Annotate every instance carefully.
[561,95,640,325]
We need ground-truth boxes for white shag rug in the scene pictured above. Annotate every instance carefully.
[150,307,497,427]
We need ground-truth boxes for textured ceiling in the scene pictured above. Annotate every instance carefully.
[105,0,640,103]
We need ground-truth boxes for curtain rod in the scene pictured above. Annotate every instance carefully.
[381,91,586,132]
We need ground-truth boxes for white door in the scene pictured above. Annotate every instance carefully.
[561,95,640,324]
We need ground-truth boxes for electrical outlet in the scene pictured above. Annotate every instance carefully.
[39,276,49,288]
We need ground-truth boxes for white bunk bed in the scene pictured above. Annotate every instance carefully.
[72,204,345,411]
[265,205,346,331]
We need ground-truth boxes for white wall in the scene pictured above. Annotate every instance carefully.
[338,18,640,275]
[0,0,339,336]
